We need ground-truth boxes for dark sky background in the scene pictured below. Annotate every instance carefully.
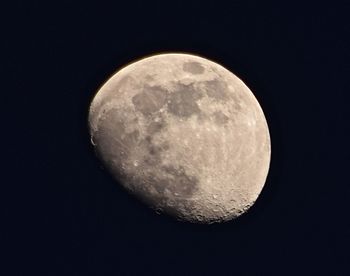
[2,1,350,275]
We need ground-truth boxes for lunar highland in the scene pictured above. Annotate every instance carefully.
[88,53,271,223]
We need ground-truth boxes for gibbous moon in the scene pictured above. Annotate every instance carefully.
[88,53,271,223]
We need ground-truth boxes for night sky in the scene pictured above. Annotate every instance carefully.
[2,1,350,275]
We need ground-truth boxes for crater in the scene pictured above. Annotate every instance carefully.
[213,111,229,125]
[183,61,205,74]
[154,165,199,198]
[167,84,203,118]
[132,85,168,116]
[144,74,154,81]
[205,79,229,100]
[147,119,166,135]
[232,97,242,111]
[140,135,169,166]
[139,137,159,166]
[149,144,162,156]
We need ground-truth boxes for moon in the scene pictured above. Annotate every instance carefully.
[88,53,271,223]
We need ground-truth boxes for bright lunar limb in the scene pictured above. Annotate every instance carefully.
[88,53,271,224]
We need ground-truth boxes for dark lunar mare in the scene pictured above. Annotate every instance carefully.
[182,61,205,74]
[167,83,203,118]
[93,100,200,220]
[204,79,229,101]
[132,85,168,116]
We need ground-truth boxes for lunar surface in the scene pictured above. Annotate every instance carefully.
[88,53,271,223]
